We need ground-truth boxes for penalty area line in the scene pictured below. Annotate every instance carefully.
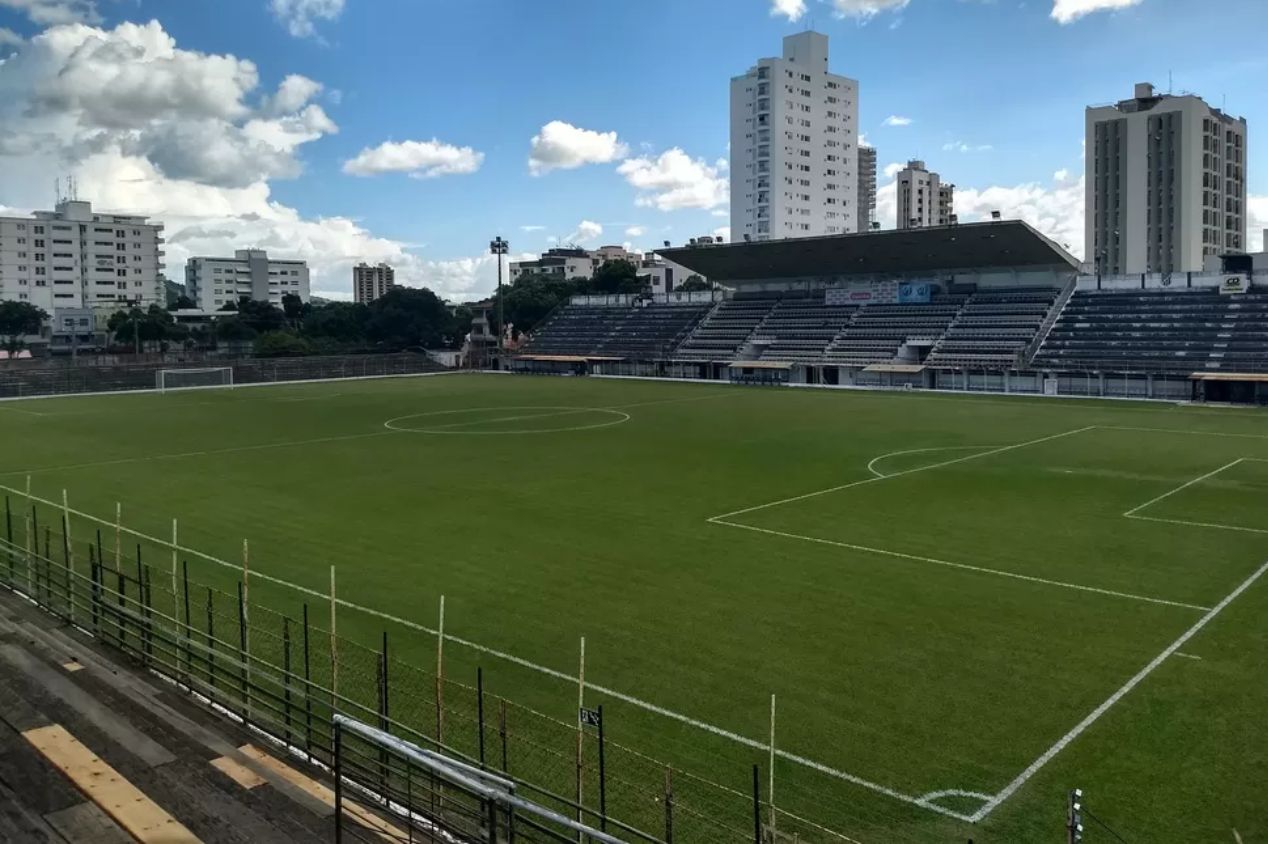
[971,557,1268,822]
[709,518,1212,612]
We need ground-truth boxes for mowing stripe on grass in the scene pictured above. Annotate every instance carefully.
[1103,425,1268,440]
[1125,514,1268,536]
[711,426,1097,521]
[972,558,1268,823]
[710,518,1211,611]
[1123,459,1245,518]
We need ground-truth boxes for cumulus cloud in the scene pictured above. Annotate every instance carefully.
[566,220,603,244]
[831,0,909,18]
[1250,195,1267,252]
[882,161,904,179]
[1051,0,1142,24]
[528,120,627,176]
[625,225,645,237]
[883,115,913,127]
[0,19,499,302]
[712,226,731,242]
[617,148,729,211]
[342,139,483,179]
[769,0,807,20]
[0,27,24,46]
[270,0,345,38]
[0,0,98,25]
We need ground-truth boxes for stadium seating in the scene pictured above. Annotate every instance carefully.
[673,292,782,360]
[1032,288,1268,372]
[753,295,859,362]
[823,296,967,365]
[926,287,1062,369]
[522,301,711,359]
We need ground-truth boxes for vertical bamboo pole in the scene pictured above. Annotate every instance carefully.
[171,520,179,634]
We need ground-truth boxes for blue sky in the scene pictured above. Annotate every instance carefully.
[0,0,1264,299]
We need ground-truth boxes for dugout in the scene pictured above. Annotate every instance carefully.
[1190,372,1268,405]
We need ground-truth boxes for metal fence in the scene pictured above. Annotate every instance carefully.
[0,494,817,843]
[0,353,447,399]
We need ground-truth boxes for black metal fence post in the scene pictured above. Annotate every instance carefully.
[206,587,216,705]
[181,560,192,689]
[334,719,344,844]
[752,764,762,844]
[302,603,313,758]
[60,516,71,618]
[499,699,509,774]
[88,546,100,635]
[377,631,389,793]
[664,768,674,844]
[140,562,153,665]
[477,667,486,768]
[597,704,607,832]
[283,616,292,747]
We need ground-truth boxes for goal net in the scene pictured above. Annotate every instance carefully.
[156,367,234,393]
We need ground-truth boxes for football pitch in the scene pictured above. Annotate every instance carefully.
[1,372,1266,842]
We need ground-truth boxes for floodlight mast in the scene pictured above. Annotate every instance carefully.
[1067,788,1084,844]
[490,236,509,362]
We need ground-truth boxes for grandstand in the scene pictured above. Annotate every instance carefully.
[510,221,1268,403]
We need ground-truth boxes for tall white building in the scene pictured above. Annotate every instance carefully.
[509,246,641,282]
[186,249,310,311]
[0,200,165,312]
[1087,82,1248,275]
[354,262,395,304]
[731,32,859,242]
[896,160,954,229]
[857,145,877,230]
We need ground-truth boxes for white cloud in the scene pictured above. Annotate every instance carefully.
[831,0,909,19]
[712,226,730,242]
[1053,168,1071,182]
[883,115,913,127]
[0,0,98,25]
[882,161,904,179]
[270,0,345,38]
[263,74,324,115]
[520,225,546,232]
[769,0,807,20]
[711,209,729,218]
[625,225,645,237]
[566,220,603,244]
[342,139,483,179]
[0,27,24,46]
[943,140,994,153]
[528,120,627,176]
[616,148,729,211]
[1051,0,1142,24]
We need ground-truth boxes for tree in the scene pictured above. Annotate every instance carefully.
[589,259,644,294]
[107,305,175,350]
[281,293,306,327]
[0,301,47,354]
[301,302,370,344]
[254,330,313,357]
[678,275,710,292]
[365,287,456,349]
[171,295,196,310]
[234,297,287,334]
[214,317,257,344]
[487,273,582,338]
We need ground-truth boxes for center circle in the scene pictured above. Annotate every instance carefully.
[383,406,631,435]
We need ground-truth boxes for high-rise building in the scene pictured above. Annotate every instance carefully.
[186,249,310,311]
[353,262,395,303]
[1086,82,1247,275]
[896,160,954,229]
[857,145,877,230]
[0,199,165,311]
[730,32,859,242]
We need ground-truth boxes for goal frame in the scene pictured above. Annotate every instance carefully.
[156,367,235,393]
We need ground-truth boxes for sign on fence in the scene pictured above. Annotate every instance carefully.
[579,707,602,728]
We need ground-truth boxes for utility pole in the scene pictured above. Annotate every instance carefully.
[489,237,509,364]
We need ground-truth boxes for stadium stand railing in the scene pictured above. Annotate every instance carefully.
[522,301,712,360]
[672,292,783,361]
[822,295,967,366]
[752,294,860,363]
[1032,288,1268,373]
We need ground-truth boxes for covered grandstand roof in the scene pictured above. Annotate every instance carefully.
[661,221,1078,282]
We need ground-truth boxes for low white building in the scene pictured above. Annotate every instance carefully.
[186,249,310,311]
[0,199,165,312]
[509,246,642,282]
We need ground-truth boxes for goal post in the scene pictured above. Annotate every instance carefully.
[156,367,235,393]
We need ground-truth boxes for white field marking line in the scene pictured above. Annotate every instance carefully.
[711,426,1098,522]
[915,789,992,809]
[1125,513,1268,536]
[710,518,1211,611]
[0,430,400,477]
[1123,459,1246,518]
[972,557,1268,823]
[0,482,977,824]
[1173,652,1202,661]
[384,407,631,436]
[866,446,1003,479]
[1103,425,1268,440]
[0,404,46,417]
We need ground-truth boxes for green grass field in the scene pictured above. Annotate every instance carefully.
[2,373,1266,842]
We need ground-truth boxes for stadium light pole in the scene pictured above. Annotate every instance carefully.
[490,236,509,360]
